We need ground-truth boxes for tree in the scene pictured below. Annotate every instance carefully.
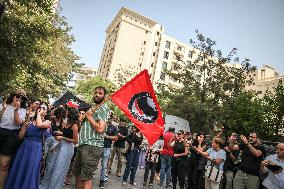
[0,0,80,100]
[113,64,137,87]
[221,92,265,137]
[157,31,255,132]
[261,81,284,140]
[74,76,116,103]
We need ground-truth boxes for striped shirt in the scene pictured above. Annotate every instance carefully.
[79,104,110,147]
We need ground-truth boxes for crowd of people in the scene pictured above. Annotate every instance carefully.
[0,87,283,189]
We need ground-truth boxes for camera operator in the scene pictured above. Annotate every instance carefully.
[260,143,284,189]
[223,133,240,189]
[230,132,266,189]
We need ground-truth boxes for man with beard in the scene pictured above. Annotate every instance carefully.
[230,132,266,189]
[73,86,110,189]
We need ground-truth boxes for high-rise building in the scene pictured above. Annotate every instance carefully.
[97,7,283,96]
[97,7,197,88]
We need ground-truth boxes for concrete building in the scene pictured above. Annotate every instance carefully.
[245,65,284,98]
[97,7,282,97]
[75,66,97,81]
[97,7,198,88]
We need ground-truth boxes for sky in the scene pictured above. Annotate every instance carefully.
[59,0,284,74]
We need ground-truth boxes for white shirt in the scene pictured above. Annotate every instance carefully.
[262,154,284,189]
[0,104,26,130]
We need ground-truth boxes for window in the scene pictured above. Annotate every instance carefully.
[143,41,146,45]
[163,51,169,59]
[146,30,148,34]
[153,52,156,56]
[171,63,178,71]
[177,46,182,51]
[165,41,171,49]
[160,72,165,80]
[157,31,160,35]
[186,60,191,66]
[141,52,144,55]
[155,42,158,46]
[257,91,262,94]
[162,62,167,70]
[188,51,193,58]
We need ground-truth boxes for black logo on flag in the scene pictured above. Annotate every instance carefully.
[128,92,158,124]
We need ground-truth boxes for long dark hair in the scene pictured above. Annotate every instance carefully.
[6,94,16,104]
[67,107,80,126]
[192,132,206,147]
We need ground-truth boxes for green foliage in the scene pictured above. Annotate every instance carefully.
[74,76,116,103]
[74,76,128,122]
[0,0,80,100]
[221,92,264,136]
[158,31,254,133]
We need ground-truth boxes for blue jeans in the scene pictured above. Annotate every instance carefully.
[160,154,172,187]
[100,147,111,181]
[122,148,140,183]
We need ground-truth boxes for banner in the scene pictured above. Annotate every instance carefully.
[111,69,164,145]
[52,91,92,111]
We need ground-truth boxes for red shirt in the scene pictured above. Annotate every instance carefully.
[160,132,174,156]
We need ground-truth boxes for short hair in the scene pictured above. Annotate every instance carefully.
[28,97,40,106]
[95,86,107,95]
[213,137,224,146]
[250,131,259,138]
[168,127,175,132]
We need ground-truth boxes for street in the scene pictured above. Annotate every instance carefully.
[64,159,162,189]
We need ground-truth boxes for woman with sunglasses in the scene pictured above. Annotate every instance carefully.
[196,137,226,189]
[170,130,189,189]
[187,132,207,189]
[0,89,27,188]
[4,106,51,189]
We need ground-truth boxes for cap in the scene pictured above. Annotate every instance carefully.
[11,89,27,100]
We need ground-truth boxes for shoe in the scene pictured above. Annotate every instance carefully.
[99,180,104,189]
[143,182,147,186]
[149,183,153,188]
[116,172,122,177]
[104,175,109,182]
[130,182,137,186]
[122,181,127,185]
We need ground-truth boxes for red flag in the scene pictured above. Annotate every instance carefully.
[111,69,164,145]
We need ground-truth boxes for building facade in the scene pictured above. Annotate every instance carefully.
[98,7,283,96]
[97,7,197,88]
[246,65,284,98]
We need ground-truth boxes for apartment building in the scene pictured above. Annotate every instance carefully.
[246,65,284,98]
[97,7,197,88]
[98,7,283,96]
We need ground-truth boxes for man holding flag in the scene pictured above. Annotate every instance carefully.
[73,86,110,189]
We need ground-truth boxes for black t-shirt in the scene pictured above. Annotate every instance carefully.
[125,132,143,149]
[103,124,118,148]
[224,149,240,171]
[63,127,73,139]
[239,143,266,176]
[114,126,128,148]
[173,141,185,161]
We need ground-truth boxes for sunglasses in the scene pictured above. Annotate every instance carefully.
[177,133,181,135]
[15,95,25,100]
